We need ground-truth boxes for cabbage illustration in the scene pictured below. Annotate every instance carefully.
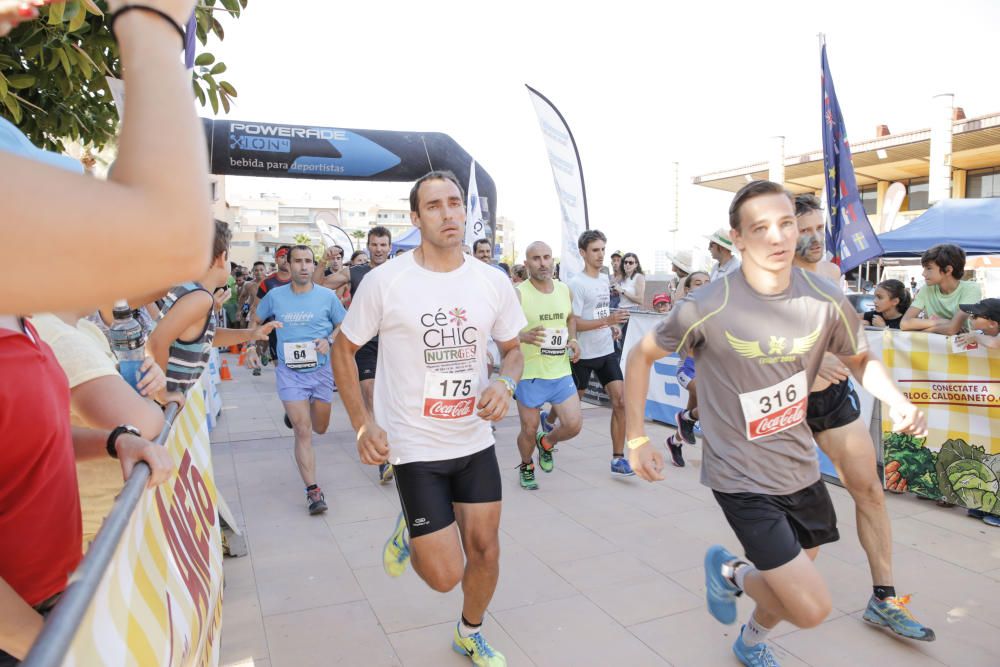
[936,438,1000,513]
[945,459,998,512]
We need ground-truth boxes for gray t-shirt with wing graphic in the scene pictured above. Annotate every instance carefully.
[653,267,867,495]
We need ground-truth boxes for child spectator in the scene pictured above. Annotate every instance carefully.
[652,293,672,314]
[955,298,1000,526]
[901,244,981,335]
[147,221,280,395]
[864,279,911,329]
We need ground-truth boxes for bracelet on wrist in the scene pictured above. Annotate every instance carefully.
[108,5,186,48]
[497,375,516,396]
[626,435,650,450]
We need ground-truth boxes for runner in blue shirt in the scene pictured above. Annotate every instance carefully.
[255,245,347,515]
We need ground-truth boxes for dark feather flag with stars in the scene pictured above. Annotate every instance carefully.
[821,43,883,273]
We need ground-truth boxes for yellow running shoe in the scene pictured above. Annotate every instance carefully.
[452,624,506,666]
[382,512,410,577]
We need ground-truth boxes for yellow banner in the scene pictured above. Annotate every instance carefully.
[65,378,223,667]
[881,331,1000,515]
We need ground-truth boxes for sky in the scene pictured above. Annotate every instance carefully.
[206,0,1000,269]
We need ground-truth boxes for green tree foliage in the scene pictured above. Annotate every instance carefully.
[0,0,246,152]
[293,233,325,265]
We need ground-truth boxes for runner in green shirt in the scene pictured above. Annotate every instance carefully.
[513,241,582,490]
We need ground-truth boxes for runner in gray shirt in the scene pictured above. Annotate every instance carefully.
[622,181,927,666]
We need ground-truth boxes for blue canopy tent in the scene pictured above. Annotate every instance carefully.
[878,199,1000,257]
[391,227,421,253]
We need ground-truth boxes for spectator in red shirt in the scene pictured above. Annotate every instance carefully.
[0,316,173,663]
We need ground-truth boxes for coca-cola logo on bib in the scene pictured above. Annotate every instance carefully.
[748,399,806,439]
[424,398,476,419]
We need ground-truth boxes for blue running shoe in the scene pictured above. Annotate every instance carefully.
[862,594,936,641]
[733,629,781,666]
[539,409,555,435]
[610,457,635,476]
[704,545,740,624]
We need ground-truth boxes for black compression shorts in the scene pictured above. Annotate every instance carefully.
[570,353,624,391]
[807,380,861,433]
[355,339,378,381]
[394,445,502,538]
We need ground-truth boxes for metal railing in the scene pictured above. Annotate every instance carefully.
[21,402,181,667]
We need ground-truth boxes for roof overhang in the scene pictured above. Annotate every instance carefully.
[693,112,1000,193]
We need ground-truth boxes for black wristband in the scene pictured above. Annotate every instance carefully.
[109,5,186,48]
[106,424,141,459]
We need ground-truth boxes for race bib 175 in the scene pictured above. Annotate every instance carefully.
[422,371,478,420]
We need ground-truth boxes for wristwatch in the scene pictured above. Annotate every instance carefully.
[107,424,141,459]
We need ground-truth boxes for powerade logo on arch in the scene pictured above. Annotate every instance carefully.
[226,122,401,177]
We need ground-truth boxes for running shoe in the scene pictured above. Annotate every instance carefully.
[677,409,697,445]
[539,409,555,435]
[306,487,328,515]
[862,594,936,641]
[666,435,685,467]
[519,462,539,490]
[732,629,781,666]
[968,508,1000,527]
[283,413,292,429]
[252,368,261,376]
[610,457,636,476]
[535,432,554,473]
[378,463,394,484]
[704,545,740,625]
[382,512,410,577]
[452,624,507,666]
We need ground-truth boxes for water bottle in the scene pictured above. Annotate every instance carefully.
[108,300,146,392]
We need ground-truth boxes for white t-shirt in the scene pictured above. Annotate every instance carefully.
[568,271,614,360]
[340,253,526,464]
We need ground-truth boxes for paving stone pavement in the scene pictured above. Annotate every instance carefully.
[213,354,1000,667]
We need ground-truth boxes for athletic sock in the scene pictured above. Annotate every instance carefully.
[722,559,753,592]
[538,434,553,451]
[741,614,772,647]
[612,453,625,459]
[305,484,318,493]
[873,585,896,601]
[680,409,692,421]
[459,615,482,638]
[667,434,681,448]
